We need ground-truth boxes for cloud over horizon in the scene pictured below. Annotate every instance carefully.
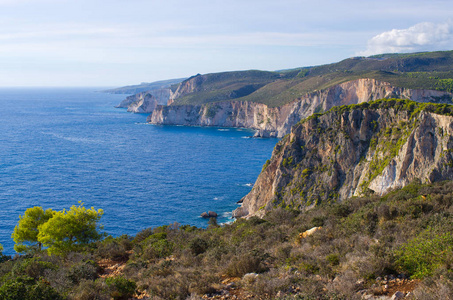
[359,21,453,56]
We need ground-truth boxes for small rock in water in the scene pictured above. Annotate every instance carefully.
[201,212,209,218]
[208,211,218,218]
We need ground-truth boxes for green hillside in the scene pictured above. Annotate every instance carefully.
[172,50,453,107]
[170,70,281,105]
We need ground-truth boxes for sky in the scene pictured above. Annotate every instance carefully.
[0,0,453,87]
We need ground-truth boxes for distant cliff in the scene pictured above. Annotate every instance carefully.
[149,79,452,137]
[233,99,453,218]
[116,89,171,113]
[104,78,185,95]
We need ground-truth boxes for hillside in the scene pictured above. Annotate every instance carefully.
[234,99,453,218]
[168,70,281,105]
[103,78,185,95]
[2,181,453,299]
[168,50,453,108]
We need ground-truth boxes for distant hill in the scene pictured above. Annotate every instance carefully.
[103,78,186,94]
[170,50,453,107]
[169,70,281,105]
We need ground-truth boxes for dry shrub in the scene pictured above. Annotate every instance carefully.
[410,272,453,300]
[69,279,109,300]
[326,270,361,299]
[225,253,264,277]
[145,268,217,300]
[242,268,294,299]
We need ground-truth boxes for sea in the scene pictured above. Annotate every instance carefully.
[0,88,278,255]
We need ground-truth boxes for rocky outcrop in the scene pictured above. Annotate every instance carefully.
[116,89,171,113]
[149,79,452,137]
[169,74,205,100]
[233,99,453,218]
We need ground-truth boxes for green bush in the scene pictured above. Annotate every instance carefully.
[11,257,58,280]
[189,238,209,256]
[326,254,340,266]
[105,276,136,300]
[396,229,453,278]
[0,276,63,300]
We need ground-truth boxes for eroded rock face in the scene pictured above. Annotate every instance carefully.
[149,79,452,137]
[116,89,171,113]
[234,100,453,218]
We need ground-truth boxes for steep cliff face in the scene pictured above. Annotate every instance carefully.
[169,74,205,100]
[233,99,453,218]
[149,79,452,137]
[116,89,171,113]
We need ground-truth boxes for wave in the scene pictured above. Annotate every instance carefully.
[41,132,102,144]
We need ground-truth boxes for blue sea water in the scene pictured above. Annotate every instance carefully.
[0,88,277,255]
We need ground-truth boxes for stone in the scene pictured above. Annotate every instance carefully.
[299,226,322,239]
[391,291,405,300]
[208,211,218,218]
[242,273,259,284]
[201,212,209,218]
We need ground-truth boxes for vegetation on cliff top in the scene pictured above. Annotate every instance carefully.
[2,182,453,299]
[298,98,453,125]
[170,50,453,108]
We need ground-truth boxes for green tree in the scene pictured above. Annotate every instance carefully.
[37,203,104,255]
[11,207,55,253]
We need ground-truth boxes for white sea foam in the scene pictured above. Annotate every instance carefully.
[41,132,102,144]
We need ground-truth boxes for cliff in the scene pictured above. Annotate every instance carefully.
[149,79,452,137]
[233,99,453,218]
[103,78,185,94]
[116,89,171,113]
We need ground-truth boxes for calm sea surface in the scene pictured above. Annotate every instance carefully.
[0,88,278,255]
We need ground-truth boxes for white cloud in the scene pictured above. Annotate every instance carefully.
[358,21,453,56]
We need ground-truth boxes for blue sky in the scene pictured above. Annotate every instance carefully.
[0,0,452,87]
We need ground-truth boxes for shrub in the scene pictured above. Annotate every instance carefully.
[105,276,136,300]
[66,260,99,284]
[70,279,109,300]
[143,239,173,260]
[395,229,453,278]
[11,257,58,280]
[0,276,63,300]
[96,236,131,261]
[326,254,340,266]
[189,238,209,256]
[225,254,264,277]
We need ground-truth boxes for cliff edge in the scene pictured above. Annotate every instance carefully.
[149,79,452,137]
[233,99,453,218]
